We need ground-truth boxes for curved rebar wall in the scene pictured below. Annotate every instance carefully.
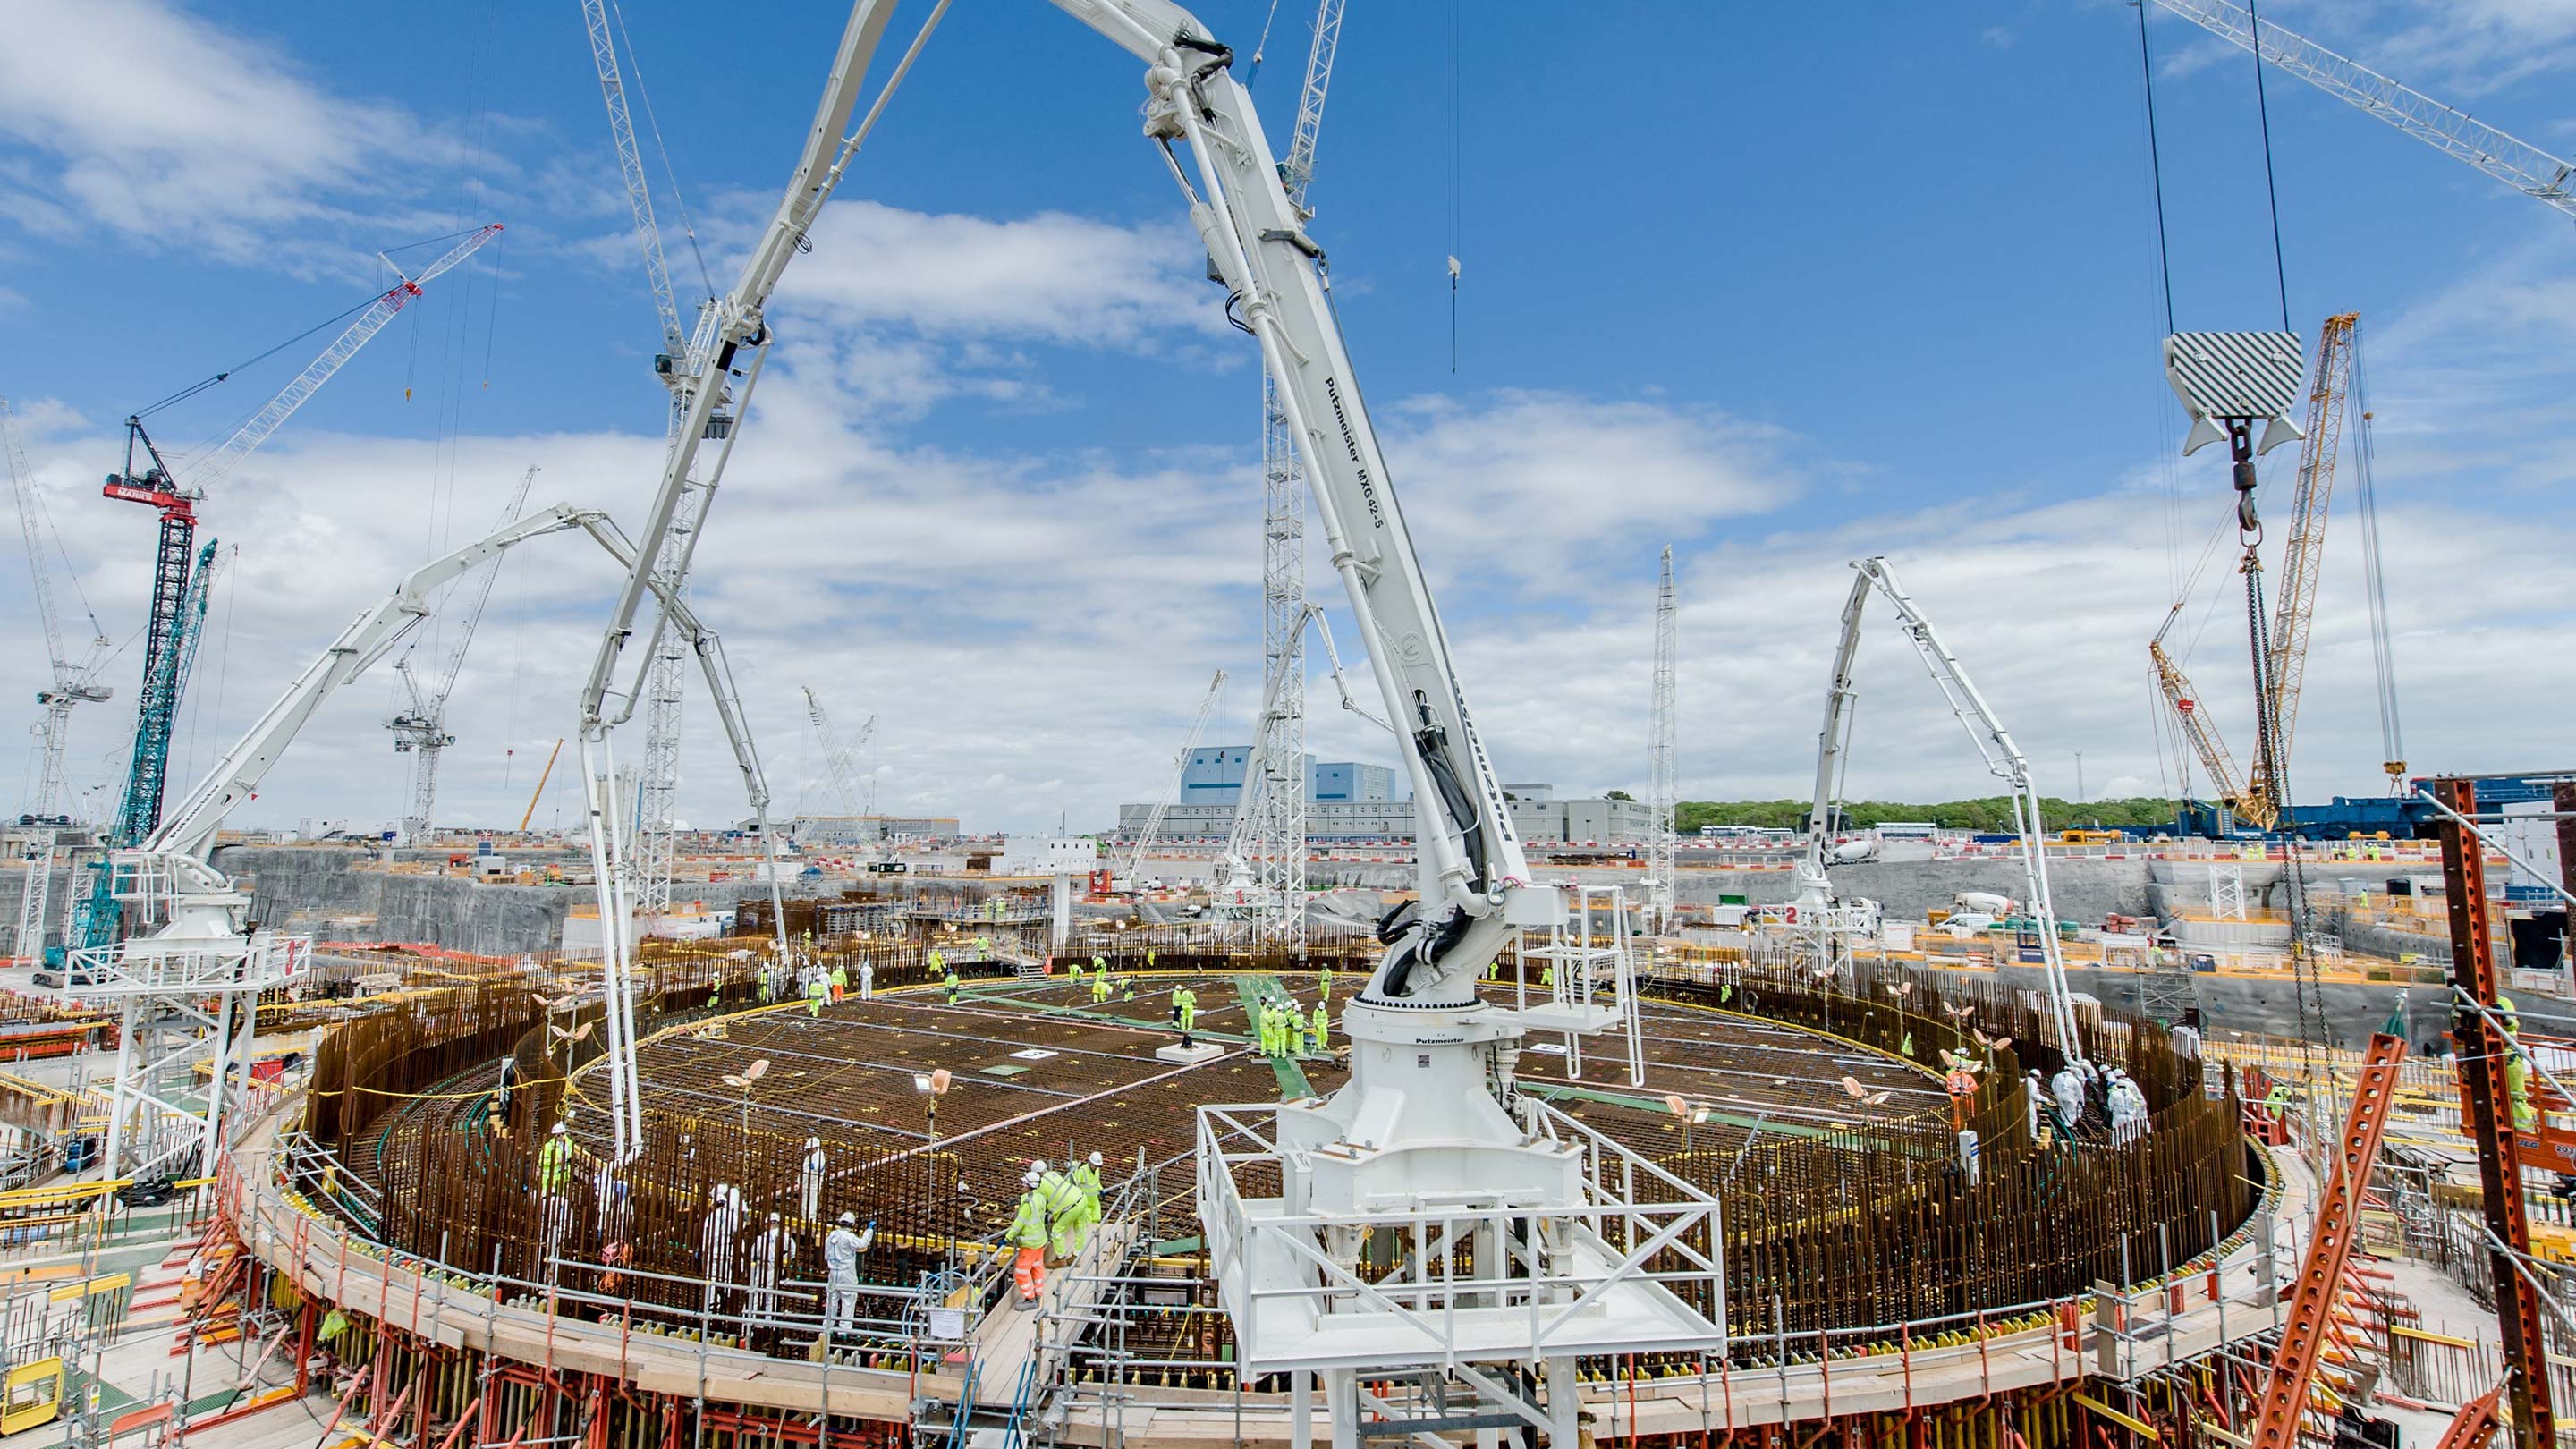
[300,944,2251,1352]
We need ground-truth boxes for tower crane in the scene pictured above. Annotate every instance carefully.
[6,397,112,963]
[2141,1,2575,221]
[2150,314,2356,833]
[801,687,877,822]
[387,465,540,845]
[71,225,501,961]
[1124,669,1224,891]
[1233,0,1347,952]
[98,223,503,850]
[4,397,113,824]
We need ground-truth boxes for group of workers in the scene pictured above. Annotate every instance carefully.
[1006,1151,1108,1309]
[2034,1059,2156,1147]
[1253,990,1329,1058]
[1067,956,1137,1005]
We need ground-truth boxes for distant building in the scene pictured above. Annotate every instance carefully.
[791,814,961,847]
[1111,784,1654,845]
[1176,744,1400,808]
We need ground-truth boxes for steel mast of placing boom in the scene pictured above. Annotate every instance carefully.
[388,465,539,845]
[1050,8,1714,1444]
[582,1,721,921]
[1237,0,1347,953]
[2143,0,2576,220]
[573,0,907,1164]
[1814,559,2085,1065]
[1124,669,1224,888]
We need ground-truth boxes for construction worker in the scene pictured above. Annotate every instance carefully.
[1309,998,1330,1055]
[1944,1056,1978,1131]
[493,1055,517,1118]
[944,965,962,1004]
[700,1183,744,1316]
[2497,994,2522,1038]
[1071,1150,1104,1252]
[748,1212,796,1325]
[1091,971,1113,1005]
[928,946,947,983]
[807,971,828,1018]
[1318,966,1334,1000]
[824,1211,871,1341]
[2049,1063,2085,1133]
[858,958,874,1001]
[1120,976,1135,1003]
[1173,987,1199,1044]
[1007,1173,1050,1309]
[538,1121,574,1193]
[830,962,849,1004]
[1092,954,1107,978]
[1539,963,1556,990]
[1038,1161,1088,1264]
[2510,1049,2538,1131]
[1067,957,1084,987]
[1147,948,1157,969]
[800,1137,826,1221]
[758,966,776,1004]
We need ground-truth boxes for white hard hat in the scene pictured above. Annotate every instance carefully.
[1023,1171,1040,1186]
[1088,1150,1102,1166]
[1030,1159,1047,1175]
[807,1137,820,1148]
[551,1123,567,1135]
[839,1210,857,1224]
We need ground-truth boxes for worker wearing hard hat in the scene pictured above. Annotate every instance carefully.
[538,1121,574,1192]
[1070,1150,1105,1253]
[824,1210,873,1339]
[2510,1049,2538,1132]
[1309,998,1330,1055]
[1008,1167,1052,1307]
[806,971,828,1019]
[1037,1160,1088,1265]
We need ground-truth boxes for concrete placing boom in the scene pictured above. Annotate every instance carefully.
[2142,1,2576,221]
[1796,558,2084,1064]
[1047,7,1711,1443]
[571,0,907,1163]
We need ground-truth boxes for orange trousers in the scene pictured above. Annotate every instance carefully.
[1013,1245,1045,1301]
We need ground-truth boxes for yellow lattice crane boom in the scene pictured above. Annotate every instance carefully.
[2253,312,2357,811]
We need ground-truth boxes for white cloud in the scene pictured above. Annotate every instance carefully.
[1384,392,1800,591]
[775,199,1218,349]
[0,0,484,270]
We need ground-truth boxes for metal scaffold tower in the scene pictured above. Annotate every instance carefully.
[1646,545,1678,935]
[582,0,724,919]
[1234,0,1344,953]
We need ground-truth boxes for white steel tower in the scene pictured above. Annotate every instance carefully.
[1646,545,1678,935]
[1235,0,1345,952]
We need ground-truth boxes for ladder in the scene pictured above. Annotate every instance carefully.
[2251,1032,2406,1449]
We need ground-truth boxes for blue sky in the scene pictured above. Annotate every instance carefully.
[2,0,2571,835]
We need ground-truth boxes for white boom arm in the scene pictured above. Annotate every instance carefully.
[1799,567,1873,906]
[1053,0,1536,1006]
[147,504,606,875]
[1839,557,2084,1066]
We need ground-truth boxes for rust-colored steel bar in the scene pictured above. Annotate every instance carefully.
[2439,775,2556,1449]
[2248,1031,2403,1449]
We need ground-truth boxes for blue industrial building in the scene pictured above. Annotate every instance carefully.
[1178,745,1399,806]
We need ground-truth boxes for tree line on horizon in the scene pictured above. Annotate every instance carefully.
[1673,796,2183,835]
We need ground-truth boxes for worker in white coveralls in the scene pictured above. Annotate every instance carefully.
[701,1183,744,1315]
[823,1210,872,1343]
[800,1137,826,1221]
[748,1212,796,1324]
[2050,1063,2086,1135]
